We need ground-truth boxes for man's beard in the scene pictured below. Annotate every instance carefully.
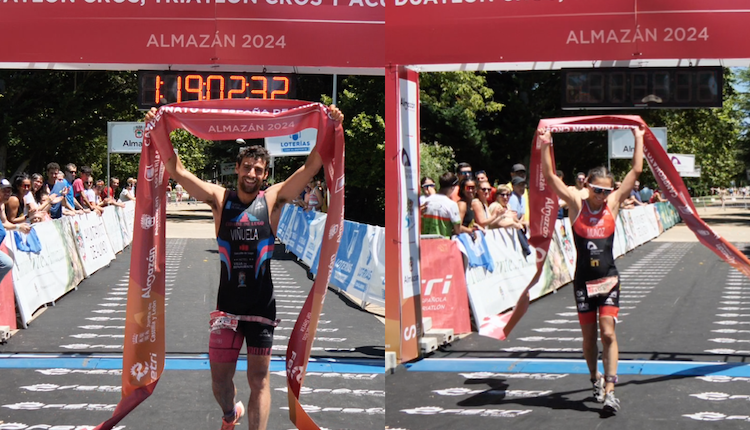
[239,178,261,194]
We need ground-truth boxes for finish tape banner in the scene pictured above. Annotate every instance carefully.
[480,115,750,341]
[94,99,344,430]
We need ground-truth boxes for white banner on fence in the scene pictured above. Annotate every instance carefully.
[102,206,124,253]
[278,204,385,308]
[10,220,80,326]
[67,213,116,277]
[121,201,136,245]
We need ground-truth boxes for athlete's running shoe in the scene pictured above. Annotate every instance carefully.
[591,375,605,403]
[220,401,245,430]
[603,391,620,414]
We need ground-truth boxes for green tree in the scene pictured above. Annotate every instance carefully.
[419,72,504,177]
[419,141,456,184]
[322,75,385,226]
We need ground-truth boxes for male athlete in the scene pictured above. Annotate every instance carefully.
[145,105,344,430]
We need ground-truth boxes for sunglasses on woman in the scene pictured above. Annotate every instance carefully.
[590,184,614,196]
[499,192,511,197]
[481,187,492,192]
[421,183,435,189]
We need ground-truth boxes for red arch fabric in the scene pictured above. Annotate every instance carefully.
[94,99,345,430]
[479,115,750,341]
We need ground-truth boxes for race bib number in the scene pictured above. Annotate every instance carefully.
[209,310,239,332]
[586,276,618,297]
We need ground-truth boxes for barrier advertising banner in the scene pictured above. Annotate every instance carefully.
[279,204,386,308]
[386,1,750,67]
[420,239,471,335]
[103,206,126,254]
[68,213,117,278]
[11,220,81,327]
[0,240,16,330]
[0,2,384,69]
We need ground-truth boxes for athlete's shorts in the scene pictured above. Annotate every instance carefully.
[209,321,275,363]
[573,277,620,325]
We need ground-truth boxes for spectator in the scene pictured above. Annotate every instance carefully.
[456,162,472,180]
[489,184,524,229]
[175,182,184,204]
[649,188,667,203]
[43,162,60,195]
[489,184,511,218]
[0,178,30,234]
[640,183,654,203]
[473,180,495,228]
[509,176,528,229]
[475,170,495,203]
[630,180,646,206]
[49,171,78,219]
[506,163,529,224]
[96,179,124,208]
[83,178,104,215]
[320,181,329,213]
[476,180,520,229]
[420,176,436,211]
[5,174,31,224]
[457,177,478,231]
[73,166,99,213]
[101,177,120,202]
[567,171,590,200]
[63,163,85,212]
[120,177,136,202]
[421,172,468,238]
[304,179,323,211]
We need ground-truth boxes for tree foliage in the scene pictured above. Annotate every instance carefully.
[0,71,384,225]
[419,141,456,184]
[419,69,750,195]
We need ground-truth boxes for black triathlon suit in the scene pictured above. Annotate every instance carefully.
[215,190,276,347]
[572,200,620,316]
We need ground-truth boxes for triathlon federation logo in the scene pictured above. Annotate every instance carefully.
[130,362,150,382]
[141,214,155,230]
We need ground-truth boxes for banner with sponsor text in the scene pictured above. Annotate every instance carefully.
[419,238,471,335]
[279,204,386,308]
[387,1,750,67]
[67,213,117,278]
[0,2,383,70]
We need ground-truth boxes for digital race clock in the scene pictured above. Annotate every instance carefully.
[561,67,722,110]
[137,71,296,110]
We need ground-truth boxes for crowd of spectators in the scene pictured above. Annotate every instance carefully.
[1,162,135,232]
[420,162,672,244]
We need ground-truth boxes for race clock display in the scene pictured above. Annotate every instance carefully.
[137,71,296,109]
[561,67,722,110]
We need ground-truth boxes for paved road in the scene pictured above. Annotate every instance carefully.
[0,205,385,430]
[386,208,750,430]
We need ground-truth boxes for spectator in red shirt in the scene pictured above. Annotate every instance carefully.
[101,177,120,203]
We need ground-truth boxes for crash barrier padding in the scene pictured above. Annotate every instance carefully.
[0,201,135,328]
[277,204,385,309]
